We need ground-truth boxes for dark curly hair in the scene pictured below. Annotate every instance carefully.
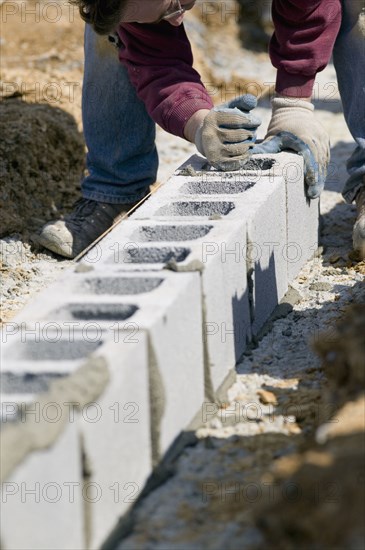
[70,0,128,35]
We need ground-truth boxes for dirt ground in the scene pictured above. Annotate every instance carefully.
[254,302,365,550]
[1,1,365,548]
[0,0,85,238]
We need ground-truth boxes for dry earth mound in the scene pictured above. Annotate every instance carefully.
[255,297,365,549]
[0,99,84,237]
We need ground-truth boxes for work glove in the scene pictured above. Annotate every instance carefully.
[195,94,261,171]
[252,97,330,198]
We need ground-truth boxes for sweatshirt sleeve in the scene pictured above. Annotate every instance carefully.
[117,21,213,138]
[270,0,342,97]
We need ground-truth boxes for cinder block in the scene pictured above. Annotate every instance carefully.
[178,172,288,337]
[124,220,252,390]
[0,421,85,550]
[9,270,205,457]
[0,335,152,550]
[80,220,251,394]
[273,154,319,280]
[95,170,288,340]
[80,338,151,550]
[185,152,319,280]
[243,178,288,336]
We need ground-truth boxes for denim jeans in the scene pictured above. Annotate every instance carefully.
[333,0,365,203]
[81,25,158,204]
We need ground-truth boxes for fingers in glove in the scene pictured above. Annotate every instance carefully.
[306,176,326,198]
[274,132,328,197]
[251,136,283,155]
[300,146,327,198]
[221,142,252,158]
[218,127,254,143]
[225,93,257,112]
[252,132,328,199]
[253,131,313,155]
[213,109,261,129]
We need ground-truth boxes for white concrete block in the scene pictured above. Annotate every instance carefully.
[80,337,151,550]
[129,153,278,221]
[273,154,319,280]
[245,177,287,335]
[0,421,85,550]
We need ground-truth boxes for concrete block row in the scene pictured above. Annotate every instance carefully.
[83,154,294,338]
[82,219,252,392]
[0,151,319,549]
[2,270,204,456]
[1,337,152,550]
[130,152,318,282]
[128,152,318,331]
[1,268,206,547]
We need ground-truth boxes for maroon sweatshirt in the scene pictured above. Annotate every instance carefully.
[117,0,342,138]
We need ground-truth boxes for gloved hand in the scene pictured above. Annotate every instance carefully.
[194,94,261,171]
[252,97,330,198]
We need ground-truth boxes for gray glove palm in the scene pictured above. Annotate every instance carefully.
[195,94,261,171]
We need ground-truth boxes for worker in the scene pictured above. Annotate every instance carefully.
[38,0,365,260]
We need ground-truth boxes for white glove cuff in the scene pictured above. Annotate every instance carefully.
[271,97,314,112]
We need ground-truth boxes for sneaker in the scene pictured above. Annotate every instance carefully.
[353,186,365,260]
[36,197,141,259]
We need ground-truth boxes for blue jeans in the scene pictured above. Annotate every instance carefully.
[81,25,158,204]
[333,0,365,203]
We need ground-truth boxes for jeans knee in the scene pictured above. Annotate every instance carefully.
[343,0,365,36]
[358,6,365,37]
